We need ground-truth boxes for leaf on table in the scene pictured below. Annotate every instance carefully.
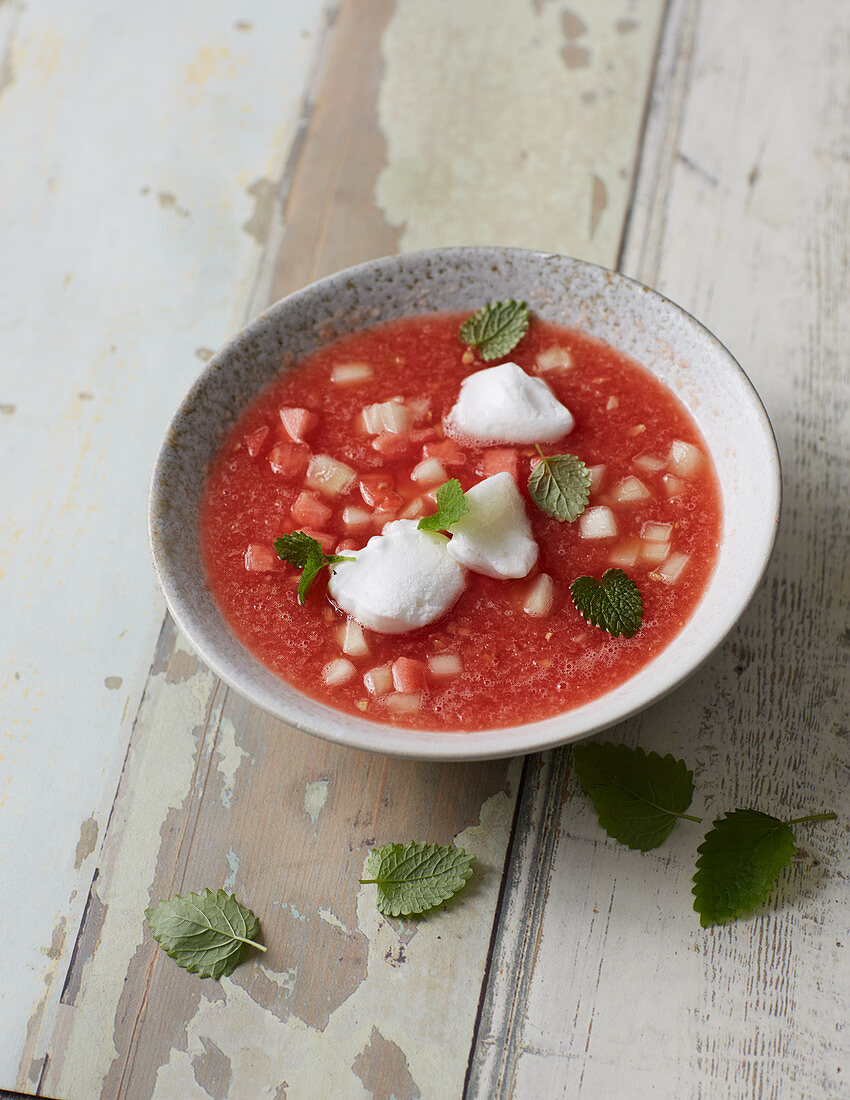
[691,809,797,927]
[573,741,698,851]
[459,300,529,360]
[360,842,475,917]
[145,887,265,979]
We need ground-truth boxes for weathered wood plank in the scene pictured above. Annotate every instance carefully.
[0,0,328,1087]
[468,1,850,1097]
[27,2,670,1097]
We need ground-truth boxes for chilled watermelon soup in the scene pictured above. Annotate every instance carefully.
[200,311,721,731]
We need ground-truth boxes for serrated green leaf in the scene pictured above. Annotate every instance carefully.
[528,448,591,522]
[360,842,475,917]
[692,810,797,927]
[418,479,470,533]
[570,568,643,637]
[573,742,699,850]
[274,530,353,604]
[274,530,322,569]
[145,888,265,979]
[459,300,529,360]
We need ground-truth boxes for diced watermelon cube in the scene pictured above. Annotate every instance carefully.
[479,448,518,480]
[245,425,270,458]
[423,439,466,466]
[269,442,310,478]
[335,538,359,554]
[280,406,319,443]
[244,543,280,572]
[299,527,334,553]
[370,432,415,458]
[359,474,403,511]
[291,490,333,529]
[392,656,427,694]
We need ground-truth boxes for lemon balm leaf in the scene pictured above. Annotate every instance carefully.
[573,742,700,851]
[528,446,591,522]
[570,568,643,637]
[459,300,529,360]
[692,809,837,927]
[360,842,475,917]
[145,888,266,979]
[418,479,470,533]
[274,531,353,604]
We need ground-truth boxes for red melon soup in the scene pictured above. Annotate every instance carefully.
[200,312,721,731]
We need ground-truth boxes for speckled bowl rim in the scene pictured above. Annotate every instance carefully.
[149,247,781,761]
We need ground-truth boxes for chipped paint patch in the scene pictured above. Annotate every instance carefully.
[215,717,247,808]
[223,847,239,892]
[73,815,98,870]
[50,651,212,1099]
[303,779,329,823]
[0,402,15,415]
[352,1026,420,1100]
[243,178,279,245]
[103,675,122,690]
[260,965,298,997]
[152,762,521,1098]
[318,907,351,936]
[377,0,665,263]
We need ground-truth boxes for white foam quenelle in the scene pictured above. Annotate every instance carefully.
[327,520,466,634]
[446,361,574,443]
[447,472,538,579]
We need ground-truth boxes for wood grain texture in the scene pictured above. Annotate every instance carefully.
[468,1,850,1097]
[23,2,673,1097]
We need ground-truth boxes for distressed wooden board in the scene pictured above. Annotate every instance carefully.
[0,0,329,1087]
[17,2,670,1098]
[469,1,850,1097]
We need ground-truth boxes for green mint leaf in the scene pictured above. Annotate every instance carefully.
[274,530,323,569]
[274,531,354,605]
[573,742,700,851]
[570,568,643,637]
[145,888,266,979]
[528,446,591,522]
[418,479,470,533]
[359,842,475,917]
[459,299,529,360]
[692,809,837,927]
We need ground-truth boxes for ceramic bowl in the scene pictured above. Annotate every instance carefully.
[148,247,780,760]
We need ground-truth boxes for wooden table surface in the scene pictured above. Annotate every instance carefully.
[2,2,848,1098]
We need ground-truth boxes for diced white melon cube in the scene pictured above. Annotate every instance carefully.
[331,362,372,384]
[400,497,428,520]
[446,472,538,579]
[609,538,640,567]
[407,396,431,421]
[606,395,619,411]
[535,346,573,373]
[641,521,673,541]
[306,454,357,498]
[663,474,688,496]
[363,665,393,696]
[580,506,618,539]
[639,540,670,566]
[588,464,606,493]
[427,652,462,678]
[523,573,555,617]
[667,440,704,478]
[386,692,422,714]
[342,505,372,530]
[338,619,369,657]
[362,400,412,435]
[322,658,356,686]
[658,551,690,582]
[633,452,666,473]
[411,457,448,487]
[614,476,651,503]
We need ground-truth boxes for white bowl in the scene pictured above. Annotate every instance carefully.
[148,248,780,760]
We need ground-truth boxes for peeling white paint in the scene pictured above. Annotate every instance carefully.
[260,965,298,997]
[377,0,664,262]
[223,848,240,893]
[317,907,351,936]
[152,762,521,1099]
[216,718,248,808]
[303,779,329,824]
